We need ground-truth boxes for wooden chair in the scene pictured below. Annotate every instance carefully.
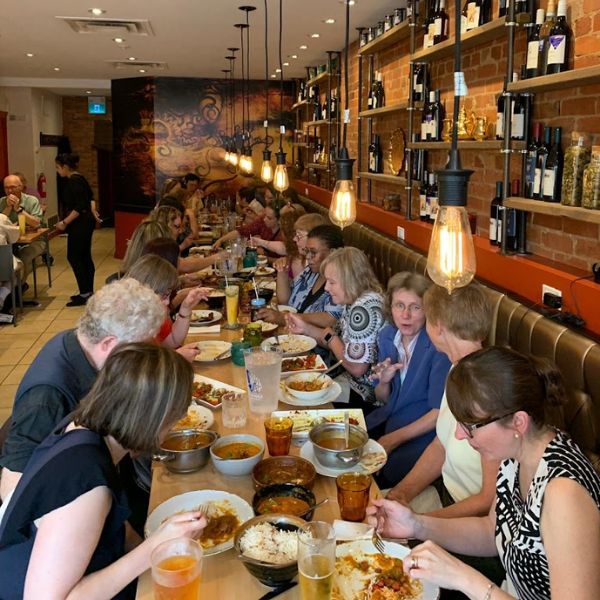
[0,244,24,326]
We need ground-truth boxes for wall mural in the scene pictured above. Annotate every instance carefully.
[112,76,294,213]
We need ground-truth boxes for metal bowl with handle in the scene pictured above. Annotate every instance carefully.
[308,422,368,469]
[154,429,219,474]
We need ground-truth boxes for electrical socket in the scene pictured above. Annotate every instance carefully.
[397,226,405,241]
[542,284,562,305]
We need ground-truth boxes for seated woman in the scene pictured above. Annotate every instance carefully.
[386,283,499,519]
[125,254,208,362]
[0,343,206,599]
[367,273,452,487]
[287,247,385,412]
[258,224,344,328]
[250,206,305,266]
[367,346,600,600]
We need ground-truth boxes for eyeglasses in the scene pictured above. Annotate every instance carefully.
[294,230,308,240]
[458,411,515,438]
[391,302,423,314]
[160,289,173,301]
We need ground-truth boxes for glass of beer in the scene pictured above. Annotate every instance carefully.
[336,472,372,522]
[151,537,203,600]
[224,284,241,329]
[264,416,293,455]
[298,521,335,600]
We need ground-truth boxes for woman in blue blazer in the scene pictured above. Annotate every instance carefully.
[367,272,451,488]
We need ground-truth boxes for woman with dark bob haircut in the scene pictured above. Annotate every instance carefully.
[0,343,207,599]
[368,346,600,600]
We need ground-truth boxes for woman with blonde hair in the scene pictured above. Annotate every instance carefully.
[287,246,385,411]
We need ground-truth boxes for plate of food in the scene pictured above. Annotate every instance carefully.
[172,403,215,431]
[259,280,277,291]
[300,438,387,477]
[254,266,275,276]
[281,354,327,377]
[279,380,342,407]
[277,305,297,314]
[190,310,222,326]
[333,539,439,600]
[189,245,214,255]
[262,334,317,357]
[253,319,279,334]
[145,490,254,556]
[194,341,231,362]
[191,374,245,409]
[271,409,366,438]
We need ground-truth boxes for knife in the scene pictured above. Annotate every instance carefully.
[258,581,297,600]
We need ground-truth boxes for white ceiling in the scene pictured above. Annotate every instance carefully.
[0,0,402,97]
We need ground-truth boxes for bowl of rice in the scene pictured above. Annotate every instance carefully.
[234,514,309,587]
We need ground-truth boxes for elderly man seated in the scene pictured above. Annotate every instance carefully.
[0,213,22,323]
[0,174,45,288]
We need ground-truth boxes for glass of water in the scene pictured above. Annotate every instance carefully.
[243,347,282,415]
[221,392,248,429]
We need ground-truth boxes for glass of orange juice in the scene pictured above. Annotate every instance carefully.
[151,537,203,600]
[224,284,241,329]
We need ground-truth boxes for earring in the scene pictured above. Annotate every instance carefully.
[514,433,520,439]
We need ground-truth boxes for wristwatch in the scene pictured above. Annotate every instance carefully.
[16,207,23,214]
[323,330,335,345]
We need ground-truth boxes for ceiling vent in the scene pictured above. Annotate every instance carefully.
[56,17,154,36]
[110,61,167,71]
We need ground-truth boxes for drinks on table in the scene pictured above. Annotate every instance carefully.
[336,473,372,522]
[298,522,336,600]
[151,538,203,600]
[221,391,248,429]
[244,347,282,414]
[224,284,241,330]
[264,416,293,456]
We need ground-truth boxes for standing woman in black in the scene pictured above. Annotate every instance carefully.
[55,153,96,307]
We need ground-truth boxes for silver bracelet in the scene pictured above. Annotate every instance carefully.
[483,583,496,600]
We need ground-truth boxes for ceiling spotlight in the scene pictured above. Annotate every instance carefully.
[283,62,289,66]
[275,68,282,73]
[53,67,60,71]
[113,37,124,43]
[139,69,146,73]
[271,74,277,78]
[339,0,356,5]
[86,90,92,94]
[89,8,105,15]
[299,45,308,50]
[291,54,298,59]
[128,56,136,61]
[26,53,34,57]
[323,18,336,24]
[310,33,320,38]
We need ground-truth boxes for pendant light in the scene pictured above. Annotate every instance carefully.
[425,0,476,293]
[226,49,240,166]
[329,0,356,228]
[221,68,232,163]
[273,0,289,193]
[260,0,273,183]
[238,6,256,175]
[235,21,251,173]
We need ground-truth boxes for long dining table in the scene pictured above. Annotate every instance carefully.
[135,323,381,599]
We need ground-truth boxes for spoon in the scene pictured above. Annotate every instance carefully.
[344,410,350,449]
[314,359,344,385]
[298,497,329,518]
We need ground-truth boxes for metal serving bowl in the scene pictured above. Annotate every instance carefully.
[154,429,218,474]
[308,422,368,469]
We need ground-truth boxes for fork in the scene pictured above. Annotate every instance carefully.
[372,528,386,554]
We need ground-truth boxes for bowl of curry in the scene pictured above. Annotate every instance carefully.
[210,434,265,476]
[155,429,219,474]
[252,483,317,520]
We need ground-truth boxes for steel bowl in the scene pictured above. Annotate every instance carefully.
[308,422,368,469]
[154,429,218,474]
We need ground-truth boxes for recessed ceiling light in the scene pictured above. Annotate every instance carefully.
[310,33,320,38]
[53,67,60,71]
[299,45,308,50]
[86,90,92,94]
[113,37,125,43]
[323,18,336,24]
[271,74,277,78]
[339,0,356,5]
[89,8,105,15]
[291,54,298,59]
[139,69,146,73]
[276,68,282,73]
[128,56,136,61]
[26,53,34,58]
[283,62,289,66]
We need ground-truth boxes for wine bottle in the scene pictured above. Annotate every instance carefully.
[542,127,563,202]
[367,74,375,110]
[534,125,552,199]
[428,174,439,223]
[513,179,528,254]
[490,181,503,246]
[419,170,429,221]
[499,0,507,18]
[546,0,571,74]
[524,122,542,198]
[431,90,444,141]
[495,81,508,140]
[526,9,545,79]
[370,72,381,109]
[506,181,518,251]
[424,0,436,48]
[375,72,385,108]
[461,0,469,33]
[330,92,338,120]
[368,134,383,173]
[539,0,557,76]
[511,83,526,141]
[479,0,492,26]
[422,91,434,141]
[413,63,426,103]
[433,0,449,45]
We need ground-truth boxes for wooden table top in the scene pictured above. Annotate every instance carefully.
[17,227,50,244]
[135,325,379,599]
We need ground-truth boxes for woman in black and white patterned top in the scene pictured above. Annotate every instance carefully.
[366,346,600,600]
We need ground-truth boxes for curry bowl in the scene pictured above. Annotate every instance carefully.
[308,422,368,470]
[210,433,265,476]
[252,483,316,521]
[154,429,218,474]
[252,455,316,490]
[284,372,333,401]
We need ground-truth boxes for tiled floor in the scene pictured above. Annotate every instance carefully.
[0,228,120,425]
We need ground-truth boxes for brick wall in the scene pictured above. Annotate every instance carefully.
[335,0,600,272]
[61,97,112,204]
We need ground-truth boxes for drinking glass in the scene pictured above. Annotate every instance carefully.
[297,521,336,600]
[218,251,235,278]
[223,284,241,330]
[221,392,248,429]
[336,472,372,522]
[151,537,203,600]
[243,347,282,414]
[264,417,293,456]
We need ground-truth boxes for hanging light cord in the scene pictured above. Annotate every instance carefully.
[264,0,269,148]
[342,0,350,150]
[245,10,251,144]
[230,55,236,138]
[239,27,246,141]
[278,0,284,151]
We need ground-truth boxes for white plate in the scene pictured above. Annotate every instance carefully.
[277,304,297,314]
[189,245,214,255]
[259,280,277,291]
[194,341,231,362]
[281,354,327,377]
[261,334,317,357]
[145,490,254,556]
[279,380,342,407]
[172,403,215,430]
[334,540,440,600]
[300,438,387,477]
[252,319,279,333]
[190,310,222,326]
[254,266,275,276]
[191,374,245,409]
[240,266,257,273]
[271,408,366,439]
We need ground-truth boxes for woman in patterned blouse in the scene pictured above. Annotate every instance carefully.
[367,346,600,600]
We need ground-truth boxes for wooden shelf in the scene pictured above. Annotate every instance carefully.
[408,140,525,150]
[305,119,337,128]
[504,197,600,224]
[292,142,308,147]
[307,163,329,171]
[358,172,408,185]
[359,102,411,118]
[507,64,600,94]
[358,20,411,56]
[306,70,338,87]
[291,99,308,111]
[412,17,506,62]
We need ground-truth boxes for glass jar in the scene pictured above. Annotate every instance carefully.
[243,247,258,268]
[581,146,600,210]
[384,14,393,31]
[367,26,376,42]
[359,29,369,46]
[376,21,385,37]
[250,297,266,322]
[243,323,263,347]
[393,8,403,25]
[561,132,591,207]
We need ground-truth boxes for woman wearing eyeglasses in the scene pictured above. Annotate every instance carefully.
[366,273,452,488]
[368,346,600,600]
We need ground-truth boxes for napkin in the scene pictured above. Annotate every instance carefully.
[332,519,374,542]
[189,324,221,334]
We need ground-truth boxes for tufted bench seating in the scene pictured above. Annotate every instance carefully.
[299,196,600,473]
